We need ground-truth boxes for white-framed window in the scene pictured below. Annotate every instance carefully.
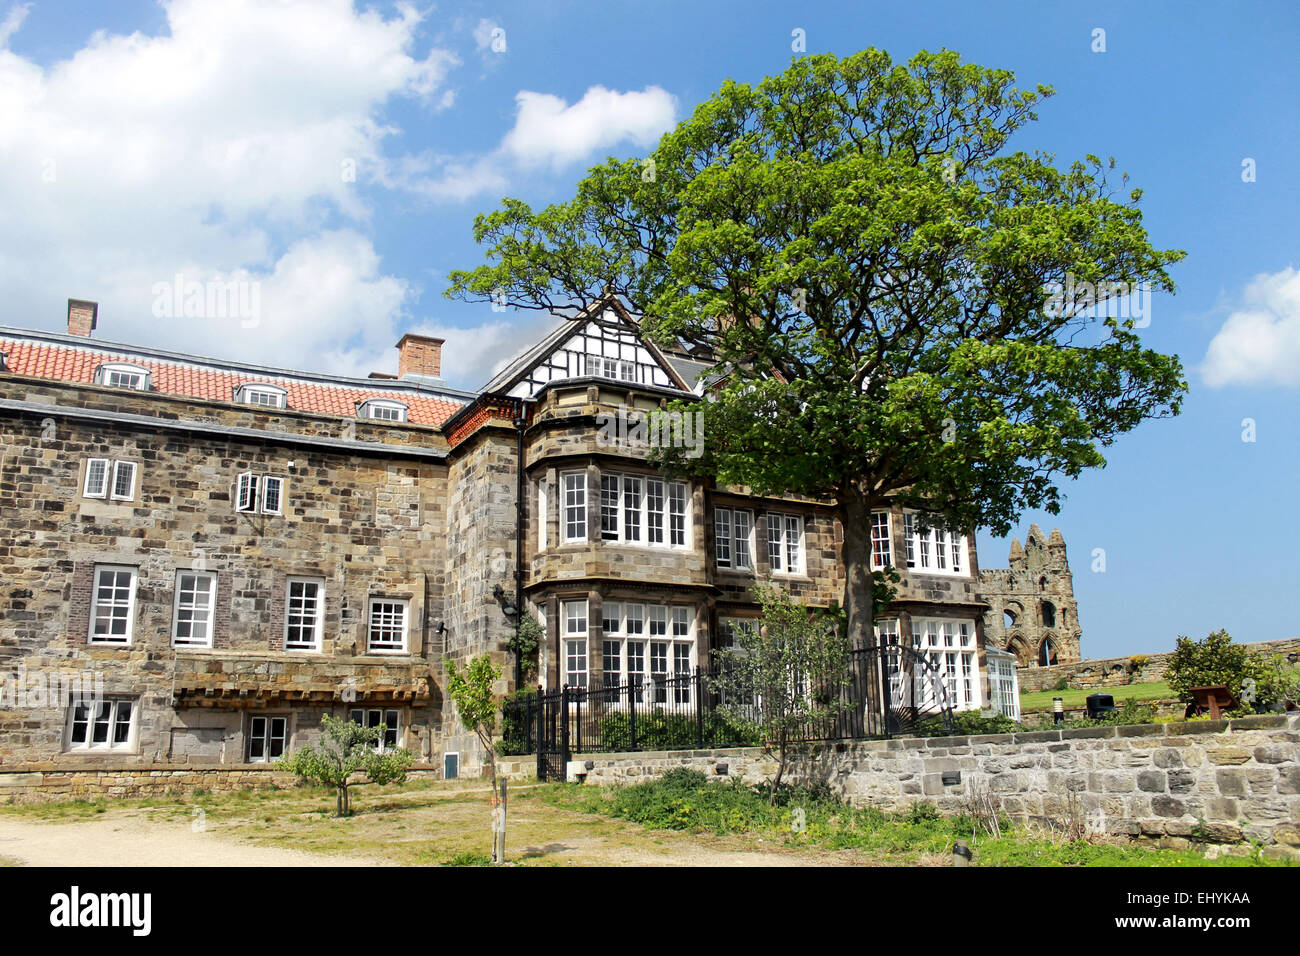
[359,399,408,422]
[88,565,137,644]
[903,513,968,575]
[83,458,109,498]
[236,472,285,515]
[538,480,549,551]
[94,362,151,391]
[367,598,409,653]
[83,459,137,500]
[235,383,288,409]
[585,354,637,382]
[714,507,754,570]
[247,715,288,762]
[260,475,284,515]
[598,602,696,703]
[349,708,402,751]
[912,618,979,711]
[767,512,804,575]
[600,471,689,549]
[871,511,892,569]
[284,577,324,651]
[563,471,587,542]
[563,600,588,688]
[66,698,137,751]
[111,461,137,501]
[172,570,217,648]
[236,473,259,513]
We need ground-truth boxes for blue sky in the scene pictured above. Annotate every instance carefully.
[2,1,1297,658]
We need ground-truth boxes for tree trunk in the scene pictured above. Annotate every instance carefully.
[768,733,787,806]
[840,488,878,647]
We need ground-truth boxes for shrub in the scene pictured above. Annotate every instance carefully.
[596,709,761,751]
[1166,630,1253,705]
[497,689,537,756]
[913,711,1018,737]
[1052,677,1070,692]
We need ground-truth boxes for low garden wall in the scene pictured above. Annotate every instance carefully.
[1016,636,1300,693]
[573,714,1300,858]
[0,764,448,804]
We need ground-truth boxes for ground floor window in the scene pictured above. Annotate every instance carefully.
[911,618,979,711]
[248,715,288,762]
[66,698,137,751]
[349,708,401,750]
[598,601,695,704]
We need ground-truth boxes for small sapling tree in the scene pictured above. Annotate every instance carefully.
[710,586,852,804]
[446,654,506,860]
[276,713,413,817]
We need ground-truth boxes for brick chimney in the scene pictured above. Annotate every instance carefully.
[396,333,444,379]
[67,299,98,337]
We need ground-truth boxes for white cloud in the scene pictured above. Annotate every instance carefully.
[0,0,454,372]
[1201,267,1300,387]
[473,18,504,54]
[0,3,30,48]
[502,85,676,169]
[407,311,559,390]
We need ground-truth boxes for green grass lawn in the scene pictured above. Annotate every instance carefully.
[1020,681,1173,711]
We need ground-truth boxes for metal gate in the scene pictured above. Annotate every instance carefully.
[535,685,569,781]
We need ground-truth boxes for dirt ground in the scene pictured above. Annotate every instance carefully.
[0,781,883,867]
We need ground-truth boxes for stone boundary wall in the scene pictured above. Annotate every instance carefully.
[0,763,453,804]
[1016,636,1300,694]
[573,715,1300,857]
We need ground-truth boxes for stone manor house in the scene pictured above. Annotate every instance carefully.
[0,295,1081,776]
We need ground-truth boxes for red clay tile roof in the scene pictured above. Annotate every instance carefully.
[0,336,466,427]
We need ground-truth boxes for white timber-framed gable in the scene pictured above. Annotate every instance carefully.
[484,297,690,399]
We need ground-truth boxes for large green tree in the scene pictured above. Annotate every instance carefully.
[447,48,1186,640]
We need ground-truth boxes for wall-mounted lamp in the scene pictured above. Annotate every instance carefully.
[491,583,518,618]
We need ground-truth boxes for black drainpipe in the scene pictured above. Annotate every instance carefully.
[512,399,527,691]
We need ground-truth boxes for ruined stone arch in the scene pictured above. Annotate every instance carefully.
[1041,600,1056,628]
[1038,633,1059,666]
[1006,634,1031,667]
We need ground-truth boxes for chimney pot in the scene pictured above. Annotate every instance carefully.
[67,299,98,337]
[396,333,444,379]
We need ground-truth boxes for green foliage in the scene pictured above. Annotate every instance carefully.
[915,710,1019,737]
[596,708,761,751]
[708,585,853,800]
[497,689,538,756]
[1052,677,1071,692]
[1251,654,1300,711]
[447,47,1187,643]
[446,654,503,785]
[510,615,543,683]
[1166,630,1253,705]
[544,775,1290,867]
[441,851,493,867]
[275,713,413,817]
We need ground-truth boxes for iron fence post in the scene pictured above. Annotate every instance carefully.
[560,684,571,775]
[695,669,704,749]
[879,643,892,740]
[535,683,543,780]
[629,680,637,751]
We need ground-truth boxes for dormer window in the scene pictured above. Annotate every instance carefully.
[358,399,408,423]
[236,383,288,409]
[94,363,151,391]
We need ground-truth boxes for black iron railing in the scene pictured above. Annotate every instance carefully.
[503,643,955,779]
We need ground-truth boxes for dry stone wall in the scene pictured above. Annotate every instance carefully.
[574,714,1300,857]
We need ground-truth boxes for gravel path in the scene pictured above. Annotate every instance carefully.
[0,815,378,867]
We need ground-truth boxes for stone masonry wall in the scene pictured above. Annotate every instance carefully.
[572,714,1300,857]
[1016,636,1300,694]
